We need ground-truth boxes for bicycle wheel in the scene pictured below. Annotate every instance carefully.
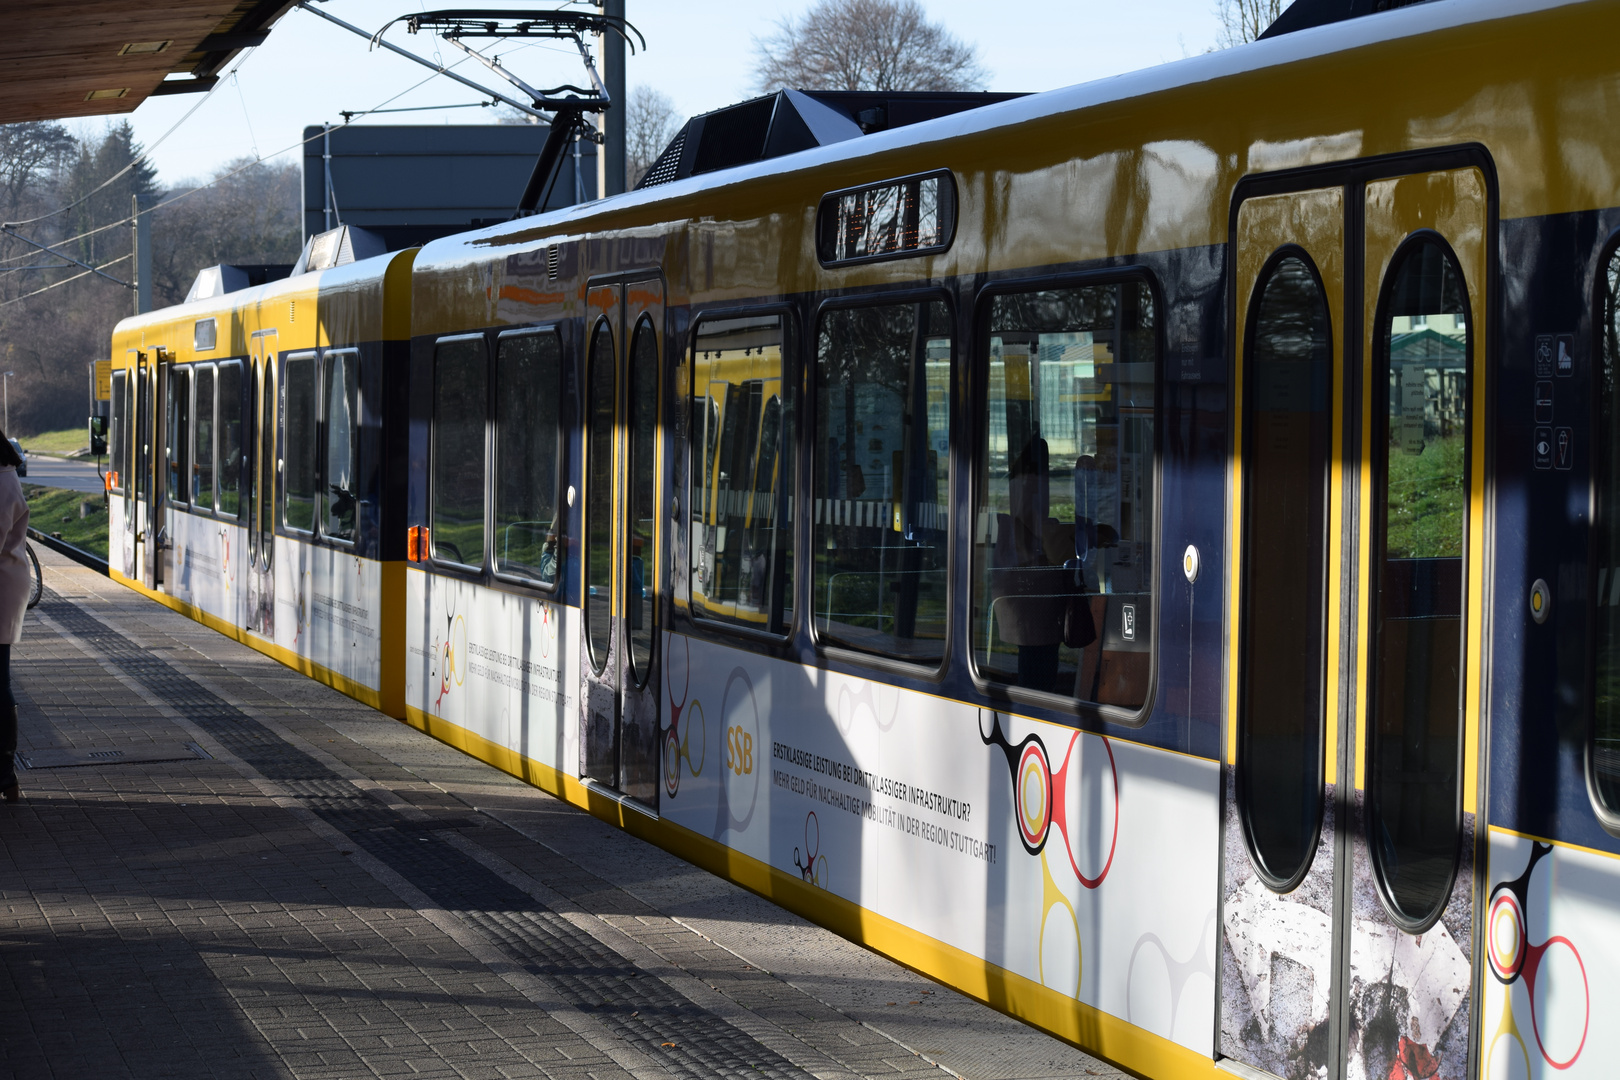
[25,541,41,609]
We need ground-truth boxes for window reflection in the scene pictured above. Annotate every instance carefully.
[431,338,487,567]
[494,332,562,585]
[1239,252,1331,890]
[1369,237,1469,927]
[813,301,951,662]
[972,281,1157,707]
[690,314,794,633]
[1593,247,1620,813]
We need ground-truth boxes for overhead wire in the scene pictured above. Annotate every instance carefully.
[0,253,131,309]
[2,47,258,229]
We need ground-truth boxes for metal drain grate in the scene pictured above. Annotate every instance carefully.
[19,742,211,769]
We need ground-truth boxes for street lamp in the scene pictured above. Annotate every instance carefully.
[2,372,12,435]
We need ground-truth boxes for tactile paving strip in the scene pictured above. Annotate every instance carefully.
[39,590,810,1080]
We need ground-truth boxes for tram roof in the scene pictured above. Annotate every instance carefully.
[0,0,296,125]
[414,0,1574,270]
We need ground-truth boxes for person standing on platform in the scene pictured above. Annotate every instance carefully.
[0,434,29,802]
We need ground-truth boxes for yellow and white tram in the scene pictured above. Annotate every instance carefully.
[109,2,1620,1076]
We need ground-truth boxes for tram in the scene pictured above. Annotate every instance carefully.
[106,1,1620,1077]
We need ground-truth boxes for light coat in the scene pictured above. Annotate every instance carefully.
[0,467,29,643]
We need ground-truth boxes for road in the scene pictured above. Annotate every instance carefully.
[22,454,108,494]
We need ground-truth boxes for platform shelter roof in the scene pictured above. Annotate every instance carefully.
[0,0,296,125]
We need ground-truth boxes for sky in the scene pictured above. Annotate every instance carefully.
[112,0,1226,188]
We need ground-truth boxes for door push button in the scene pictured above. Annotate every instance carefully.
[1530,578,1551,624]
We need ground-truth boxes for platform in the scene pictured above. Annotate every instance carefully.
[1,548,1128,1080]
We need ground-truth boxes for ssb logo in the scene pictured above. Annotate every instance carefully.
[726,726,754,775]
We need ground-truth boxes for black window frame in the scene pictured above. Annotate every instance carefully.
[491,324,567,594]
[966,268,1165,728]
[815,170,958,269]
[428,332,491,575]
[1235,244,1334,895]
[1588,230,1620,836]
[215,358,246,522]
[191,361,217,514]
[807,288,956,678]
[320,347,363,548]
[279,350,321,536]
[166,364,191,509]
[1363,227,1473,934]
[109,368,128,495]
[684,303,800,645]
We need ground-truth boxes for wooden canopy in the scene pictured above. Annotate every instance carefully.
[0,0,299,125]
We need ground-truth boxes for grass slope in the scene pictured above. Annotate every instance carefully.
[19,427,91,457]
[23,484,109,559]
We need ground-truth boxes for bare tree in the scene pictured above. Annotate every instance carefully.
[1215,0,1287,47]
[625,86,682,188]
[150,158,302,307]
[755,0,986,94]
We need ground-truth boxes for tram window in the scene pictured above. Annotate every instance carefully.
[323,350,359,543]
[818,172,956,265]
[193,365,215,510]
[972,280,1157,709]
[109,370,127,494]
[431,336,488,568]
[1368,237,1469,928]
[813,300,951,663]
[1238,252,1331,890]
[282,354,317,533]
[1593,246,1620,818]
[217,361,242,516]
[494,331,562,585]
[166,366,190,506]
[690,313,794,634]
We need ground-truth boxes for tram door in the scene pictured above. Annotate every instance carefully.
[1221,166,1489,1080]
[578,277,664,807]
[246,330,277,638]
[132,349,168,588]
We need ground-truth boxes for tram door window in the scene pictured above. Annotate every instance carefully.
[1238,250,1333,892]
[109,370,127,493]
[256,359,276,563]
[689,314,794,633]
[1596,246,1620,816]
[1367,235,1471,925]
[430,336,489,569]
[167,366,190,506]
[193,365,215,510]
[323,350,360,543]
[585,322,616,670]
[971,281,1156,708]
[217,361,242,517]
[494,331,563,585]
[282,354,317,533]
[812,300,951,663]
[626,318,658,685]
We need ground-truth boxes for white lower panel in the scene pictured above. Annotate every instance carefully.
[403,586,1220,1057]
[659,632,1220,1055]
[1482,830,1619,1079]
[405,569,577,770]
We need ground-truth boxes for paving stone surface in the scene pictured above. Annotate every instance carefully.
[0,549,1130,1080]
